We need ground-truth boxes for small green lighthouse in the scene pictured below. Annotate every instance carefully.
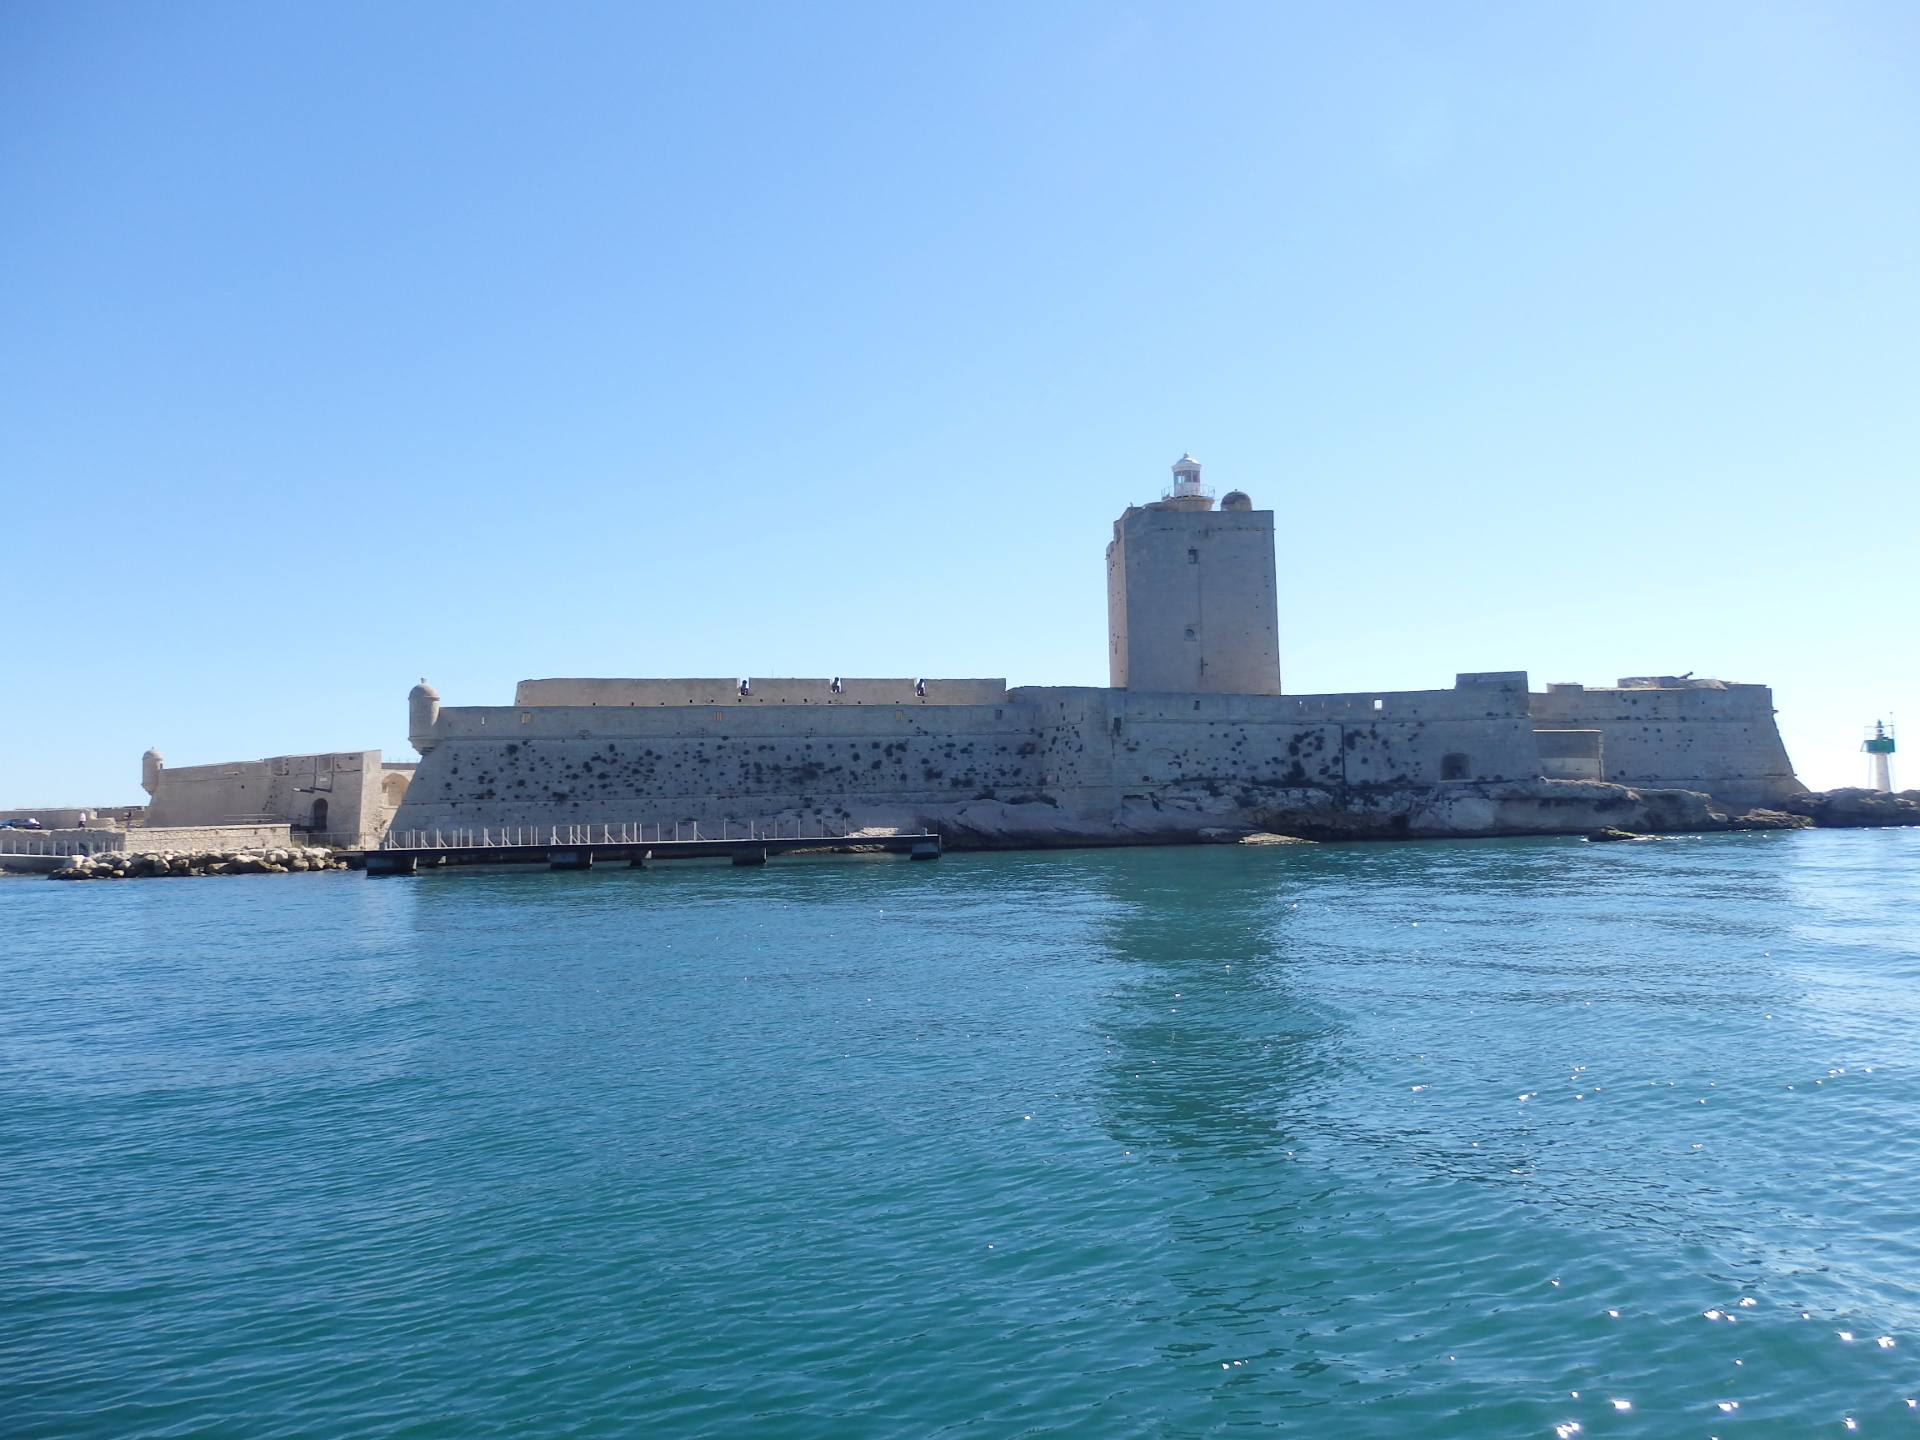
[1864,720,1896,792]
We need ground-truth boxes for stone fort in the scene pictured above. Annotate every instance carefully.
[391,457,1803,845]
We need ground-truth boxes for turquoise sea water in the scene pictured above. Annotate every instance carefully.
[4,830,1919,1438]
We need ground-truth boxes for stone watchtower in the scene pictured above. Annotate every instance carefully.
[1106,454,1281,694]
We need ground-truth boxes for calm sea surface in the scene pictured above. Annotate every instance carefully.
[4,830,1919,1438]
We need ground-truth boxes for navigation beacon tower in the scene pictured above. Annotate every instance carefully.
[1865,720,1896,792]
[1106,454,1281,695]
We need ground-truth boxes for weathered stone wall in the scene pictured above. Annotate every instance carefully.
[395,698,1042,831]
[1530,681,1801,807]
[143,751,401,845]
[1108,505,1281,695]
[1,823,294,856]
[389,667,1804,846]
[391,679,1613,842]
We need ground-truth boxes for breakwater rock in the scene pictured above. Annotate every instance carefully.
[1782,788,1920,828]
[50,846,348,880]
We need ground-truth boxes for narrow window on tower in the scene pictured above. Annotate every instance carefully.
[1188,548,1198,564]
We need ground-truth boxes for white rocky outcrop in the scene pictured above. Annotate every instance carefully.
[827,779,1813,849]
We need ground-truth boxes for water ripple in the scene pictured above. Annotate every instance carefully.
[2,830,1918,1435]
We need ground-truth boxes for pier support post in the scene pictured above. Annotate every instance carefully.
[910,839,942,861]
[629,850,652,869]
[548,849,593,871]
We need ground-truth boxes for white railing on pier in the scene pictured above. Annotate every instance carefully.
[381,817,860,851]
[0,835,115,857]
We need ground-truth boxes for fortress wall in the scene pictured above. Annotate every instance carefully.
[512,677,1011,706]
[393,701,1048,830]
[1024,688,1545,801]
[392,687,1555,834]
[1,824,295,856]
[392,677,1805,840]
[145,759,274,826]
[1529,685,1800,805]
[145,751,388,841]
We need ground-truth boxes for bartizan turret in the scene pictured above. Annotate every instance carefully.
[141,748,164,797]
[409,680,441,755]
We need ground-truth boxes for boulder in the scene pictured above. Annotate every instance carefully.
[1725,808,1815,831]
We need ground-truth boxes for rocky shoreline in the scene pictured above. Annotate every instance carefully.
[841,779,1904,849]
[49,846,349,880]
[1780,787,1920,828]
[23,786,1917,879]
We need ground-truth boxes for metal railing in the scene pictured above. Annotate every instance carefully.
[2,831,325,857]
[381,817,861,851]
[0,836,117,857]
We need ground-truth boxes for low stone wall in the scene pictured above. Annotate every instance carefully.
[131,824,295,851]
[0,824,296,858]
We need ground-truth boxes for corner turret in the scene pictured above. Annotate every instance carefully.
[141,748,164,797]
[409,680,441,755]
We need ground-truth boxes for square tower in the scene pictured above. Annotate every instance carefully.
[1106,456,1281,694]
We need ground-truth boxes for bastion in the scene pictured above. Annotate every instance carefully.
[389,458,1806,848]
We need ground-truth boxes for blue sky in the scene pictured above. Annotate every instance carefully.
[3,0,1915,801]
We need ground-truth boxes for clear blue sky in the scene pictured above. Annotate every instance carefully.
[3,0,1915,803]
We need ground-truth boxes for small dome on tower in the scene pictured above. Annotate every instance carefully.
[409,679,440,700]
[1220,490,1252,511]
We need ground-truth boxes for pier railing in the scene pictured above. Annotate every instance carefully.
[381,817,858,851]
[364,817,939,875]
[0,834,125,857]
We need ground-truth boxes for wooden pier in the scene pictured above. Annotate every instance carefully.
[362,823,940,875]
